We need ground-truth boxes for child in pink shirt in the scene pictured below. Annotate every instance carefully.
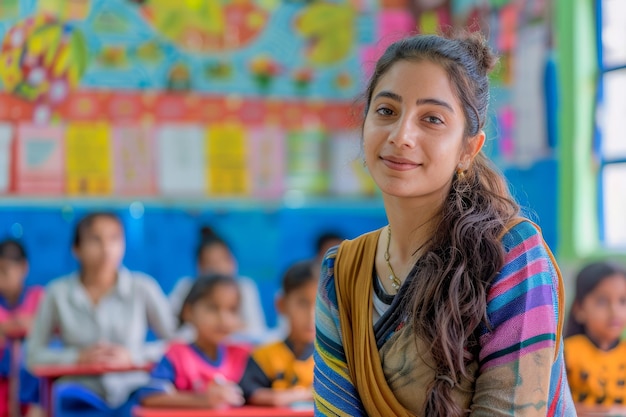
[137,274,249,409]
[0,239,44,417]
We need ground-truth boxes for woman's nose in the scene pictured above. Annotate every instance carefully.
[388,115,418,148]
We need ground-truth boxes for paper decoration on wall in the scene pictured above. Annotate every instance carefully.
[511,24,549,166]
[156,125,205,195]
[138,0,272,53]
[0,14,88,104]
[294,3,355,66]
[498,106,515,161]
[38,0,92,21]
[15,124,65,194]
[206,124,249,196]
[361,10,415,78]
[249,126,285,198]
[286,128,328,194]
[412,0,451,35]
[0,0,19,21]
[0,124,12,193]
[330,131,376,196]
[112,125,155,195]
[418,11,439,34]
[498,4,518,52]
[66,122,112,194]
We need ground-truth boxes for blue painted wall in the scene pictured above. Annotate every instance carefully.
[0,202,388,327]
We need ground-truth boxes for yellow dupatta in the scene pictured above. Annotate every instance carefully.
[334,229,415,417]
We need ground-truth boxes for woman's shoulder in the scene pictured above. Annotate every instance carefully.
[499,218,543,251]
[487,219,560,308]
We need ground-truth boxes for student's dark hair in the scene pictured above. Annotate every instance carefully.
[282,259,316,295]
[73,212,123,248]
[180,273,240,323]
[0,239,27,262]
[363,32,519,417]
[315,232,343,256]
[196,226,230,261]
[565,261,626,338]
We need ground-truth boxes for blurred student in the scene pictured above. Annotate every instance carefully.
[138,274,248,409]
[314,232,343,264]
[26,212,176,417]
[0,240,44,417]
[239,260,316,407]
[564,261,626,416]
[169,226,267,343]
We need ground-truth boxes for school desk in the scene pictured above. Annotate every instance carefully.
[132,405,314,417]
[32,362,153,417]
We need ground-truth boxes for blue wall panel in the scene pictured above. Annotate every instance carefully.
[0,203,387,327]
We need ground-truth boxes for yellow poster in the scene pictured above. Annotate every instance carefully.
[66,122,112,195]
[206,124,249,195]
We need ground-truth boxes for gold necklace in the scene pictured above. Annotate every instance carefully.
[384,225,402,291]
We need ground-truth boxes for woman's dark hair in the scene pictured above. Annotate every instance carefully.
[180,273,240,323]
[565,261,626,338]
[0,239,27,263]
[196,226,230,261]
[73,212,123,248]
[364,32,519,417]
[282,259,316,295]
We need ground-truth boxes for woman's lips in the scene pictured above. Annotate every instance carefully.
[381,155,420,171]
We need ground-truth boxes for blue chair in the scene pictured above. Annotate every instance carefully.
[53,383,135,417]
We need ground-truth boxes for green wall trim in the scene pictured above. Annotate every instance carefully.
[557,0,599,260]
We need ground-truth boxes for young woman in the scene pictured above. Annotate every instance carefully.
[313,33,576,416]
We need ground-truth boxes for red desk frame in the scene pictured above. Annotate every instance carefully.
[32,363,152,417]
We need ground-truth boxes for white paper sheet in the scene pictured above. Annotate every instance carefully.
[0,123,13,193]
[156,124,206,195]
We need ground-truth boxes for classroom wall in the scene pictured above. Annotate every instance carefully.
[0,0,564,325]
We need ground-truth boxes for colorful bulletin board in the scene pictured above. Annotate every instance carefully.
[0,0,554,199]
[0,0,422,199]
[450,0,555,167]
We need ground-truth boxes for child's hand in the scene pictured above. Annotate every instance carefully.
[102,345,133,367]
[11,315,33,332]
[77,343,113,364]
[275,387,313,406]
[77,343,132,366]
[204,377,244,409]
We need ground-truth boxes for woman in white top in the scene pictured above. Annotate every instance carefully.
[26,212,176,417]
[169,226,268,344]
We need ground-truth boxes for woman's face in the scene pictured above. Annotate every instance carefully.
[74,217,125,275]
[363,59,483,203]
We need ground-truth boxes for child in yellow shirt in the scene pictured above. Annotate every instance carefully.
[564,261,626,412]
[239,260,317,406]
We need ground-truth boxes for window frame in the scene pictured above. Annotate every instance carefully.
[595,0,626,247]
